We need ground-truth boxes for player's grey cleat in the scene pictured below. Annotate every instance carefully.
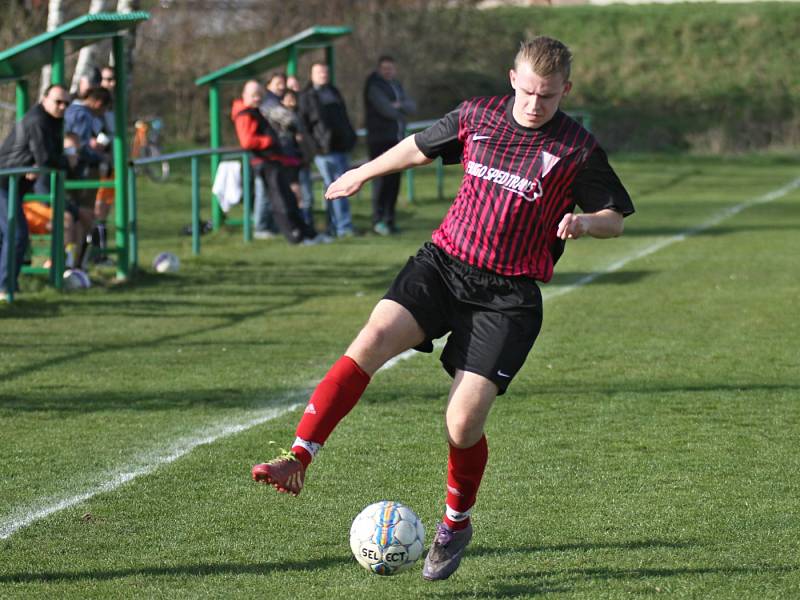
[422,522,473,581]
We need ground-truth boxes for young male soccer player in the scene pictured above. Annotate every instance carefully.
[252,36,635,580]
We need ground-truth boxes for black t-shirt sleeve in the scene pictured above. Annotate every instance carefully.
[572,146,635,217]
[414,104,464,165]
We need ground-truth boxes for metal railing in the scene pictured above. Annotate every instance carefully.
[1,166,66,303]
[129,147,252,259]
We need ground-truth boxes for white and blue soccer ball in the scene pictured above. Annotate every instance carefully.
[63,268,91,290]
[152,251,180,273]
[350,500,425,575]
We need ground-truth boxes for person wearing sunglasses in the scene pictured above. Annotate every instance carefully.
[0,84,70,300]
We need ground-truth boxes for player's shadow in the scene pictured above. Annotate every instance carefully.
[432,539,798,598]
[0,556,352,585]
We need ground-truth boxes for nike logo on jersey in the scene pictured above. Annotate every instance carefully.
[472,134,491,141]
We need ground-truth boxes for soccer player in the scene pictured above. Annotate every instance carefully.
[252,36,635,580]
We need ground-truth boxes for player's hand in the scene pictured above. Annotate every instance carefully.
[557,213,588,240]
[325,169,364,200]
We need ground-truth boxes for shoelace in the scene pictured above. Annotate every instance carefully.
[433,523,454,546]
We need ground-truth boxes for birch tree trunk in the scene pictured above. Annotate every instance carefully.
[111,0,140,87]
[38,0,66,97]
[70,0,110,95]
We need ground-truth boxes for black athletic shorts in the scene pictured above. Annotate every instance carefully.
[384,242,543,394]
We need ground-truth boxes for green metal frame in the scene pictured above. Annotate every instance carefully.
[0,11,149,284]
[1,166,65,303]
[195,26,351,230]
[129,147,252,260]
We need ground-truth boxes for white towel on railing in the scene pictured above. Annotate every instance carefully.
[212,160,242,213]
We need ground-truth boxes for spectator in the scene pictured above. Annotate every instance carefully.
[262,90,314,227]
[364,55,416,235]
[231,80,327,245]
[286,74,315,228]
[65,86,113,264]
[286,75,301,93]
[73,67,101,101]
[65,86,111,172]
[22,133,94,269]
[260,70,287,113]
[99,66,116,135]
[298,62,357,238]
[0,84,70,299]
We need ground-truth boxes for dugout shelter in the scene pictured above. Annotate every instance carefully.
[195,25,351,229]
[0,11,150,284]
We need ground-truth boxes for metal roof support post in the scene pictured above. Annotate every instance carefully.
[6,176,19,302]
[50,38,65,84]
[15,80,28,120]
[326,45,336,85]
[51,171,65,288]
[112,33,130,280]
[127,166,138,270]
[209,83,222,230]
[287,45,298,77]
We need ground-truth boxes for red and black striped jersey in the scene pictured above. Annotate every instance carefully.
[415,95,634,282]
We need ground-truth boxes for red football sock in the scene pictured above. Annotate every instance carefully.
[292,356,371,466]
[443,435,488,531]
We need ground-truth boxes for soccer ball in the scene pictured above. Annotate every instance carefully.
[63,269,91,290]
[350,500,425,575]
[152,252,179,273]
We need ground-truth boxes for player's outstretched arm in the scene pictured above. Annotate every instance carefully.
[557,209,624,240]
[325,135,432,199]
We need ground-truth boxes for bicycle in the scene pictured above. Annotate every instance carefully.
[131,116,170,182]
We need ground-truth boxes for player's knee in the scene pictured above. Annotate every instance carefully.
[445,416,482,448]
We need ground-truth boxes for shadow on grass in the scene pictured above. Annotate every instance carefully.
[466,564,800,598]
[0,384,309,412]
[0,555,353,584]
[0,300,297,385]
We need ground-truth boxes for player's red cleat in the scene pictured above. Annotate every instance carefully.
[251,451,305,496]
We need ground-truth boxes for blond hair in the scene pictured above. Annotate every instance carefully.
[514,37,572,81]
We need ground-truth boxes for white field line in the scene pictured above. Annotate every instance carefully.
[2,175,798,540]
[0,398,305,540]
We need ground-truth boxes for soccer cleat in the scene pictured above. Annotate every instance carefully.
[422,522,473,581]
[251,450,305,496]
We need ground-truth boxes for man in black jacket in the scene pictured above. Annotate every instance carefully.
[298,63,357,238]
[0,84,69,299]
[364,56,416,235]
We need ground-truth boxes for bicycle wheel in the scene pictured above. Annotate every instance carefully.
[140,144,170,182]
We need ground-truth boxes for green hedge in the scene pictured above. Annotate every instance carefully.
[413,3,800,152]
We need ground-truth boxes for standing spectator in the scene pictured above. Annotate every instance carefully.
[364,55,416,235]
[0,84,70,299]
[232,80,326,245]
[287,74,314,227]
[298,62,357,238]
[267,89,316,227]
[99,66,116,136]
[286,75,301,93]
[65,86,113,264]
[260,70,287,113]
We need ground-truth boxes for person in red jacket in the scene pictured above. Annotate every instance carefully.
[232,80,326,245]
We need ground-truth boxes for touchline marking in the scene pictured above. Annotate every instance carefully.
[0,397,305,540]
[3,176,798,540]
[380,174,800,370]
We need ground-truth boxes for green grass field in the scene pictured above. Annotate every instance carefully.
[1,155,799,598]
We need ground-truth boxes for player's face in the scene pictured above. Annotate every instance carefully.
[509,63,571,129]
